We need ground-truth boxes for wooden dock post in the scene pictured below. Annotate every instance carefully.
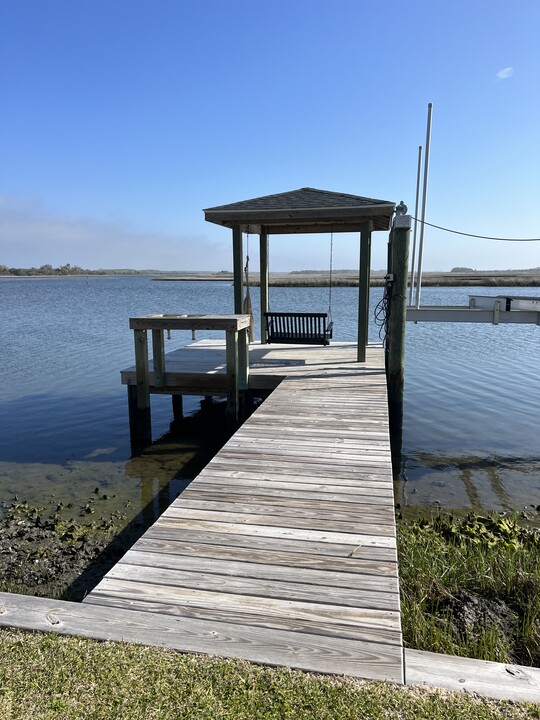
[259,226,269,343]
[232,226,243,314]
[225,329,239,425]
[357,222,372,362]
[151,329,166,387]
[386,213,410,474]
[129,329,152,448]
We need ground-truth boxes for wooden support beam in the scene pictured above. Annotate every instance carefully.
[129,329,152,448]
[232,226,243,314]
[152,329,165,387]
[238,329,249,391]
[238,327,250,420]
[134,329,150,408]
[225,329,239,425]
[357,223,372,362]
[260,227,269,343]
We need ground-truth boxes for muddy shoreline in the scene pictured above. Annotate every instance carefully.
[0,496,135,600]
[0,400,235,601]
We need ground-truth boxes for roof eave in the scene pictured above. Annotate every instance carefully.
[204,204,395,233]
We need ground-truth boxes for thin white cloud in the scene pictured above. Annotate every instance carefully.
[496,67,514,80]
[0,195,230,270]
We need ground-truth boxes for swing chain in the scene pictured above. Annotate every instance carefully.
[328,228,334,320]
[244,231,250,275]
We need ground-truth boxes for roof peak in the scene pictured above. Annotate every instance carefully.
[204,187,396,234]
[204,187,395,213]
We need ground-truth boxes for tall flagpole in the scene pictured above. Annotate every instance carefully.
[415,103,433,308]
[409,145,422,305]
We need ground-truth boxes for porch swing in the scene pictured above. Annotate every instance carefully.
[264,231,334,346]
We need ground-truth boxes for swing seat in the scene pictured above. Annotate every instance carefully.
[264,312,333,346]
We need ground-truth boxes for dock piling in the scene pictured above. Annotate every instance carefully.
[386,213,411,474]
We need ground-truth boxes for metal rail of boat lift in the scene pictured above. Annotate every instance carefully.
[407,296,540,325]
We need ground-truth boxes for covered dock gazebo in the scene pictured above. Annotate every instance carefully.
[204,187,395,361]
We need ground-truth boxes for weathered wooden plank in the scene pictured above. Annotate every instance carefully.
[130,314,251,332]
[88,578,401,632]
[235,427,390,445]
[178,491,397,523]
[86,594,402,647]
[154,516,396,549]
[121,549,399,594]
[183,481,394,504]
[405,648,540,702]
[104,562,399,611]
[142,525,397,562]
[225,437,391,453]
[161,506,396,538]
[131,536,398,577]
[193,482,394,505]
[215,463,393,478]
[209,447,393,467]
[203,459,392,481]
[0,592,403,682]
[247,415,389,431]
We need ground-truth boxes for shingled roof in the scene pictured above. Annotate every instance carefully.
[204,187,395,234]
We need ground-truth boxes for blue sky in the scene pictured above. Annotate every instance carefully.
[1,0,539,271]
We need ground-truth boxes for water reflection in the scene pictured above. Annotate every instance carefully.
[0,398,231,529]
[398,452,540,517]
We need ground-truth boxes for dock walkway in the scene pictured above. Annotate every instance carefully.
[85,342,403,683]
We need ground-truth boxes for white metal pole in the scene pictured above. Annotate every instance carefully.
[408,145,422,305]
[415,103,433,308]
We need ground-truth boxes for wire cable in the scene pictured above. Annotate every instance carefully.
[374,280,392,348]
[412,217,540,242]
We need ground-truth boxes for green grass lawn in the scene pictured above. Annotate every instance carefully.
[0,629,538,720]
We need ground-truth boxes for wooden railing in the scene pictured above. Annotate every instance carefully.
[128,313,251,445]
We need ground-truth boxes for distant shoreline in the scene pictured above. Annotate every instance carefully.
[153,272,540,288]
[2,272,539,287]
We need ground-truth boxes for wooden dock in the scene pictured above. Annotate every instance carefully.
[85,342,403,683]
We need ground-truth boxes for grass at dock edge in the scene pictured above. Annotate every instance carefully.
[398,513,540,667]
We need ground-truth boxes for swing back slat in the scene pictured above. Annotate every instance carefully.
[264,312,333,346]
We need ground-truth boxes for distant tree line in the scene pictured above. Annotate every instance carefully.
[0,264,147,276]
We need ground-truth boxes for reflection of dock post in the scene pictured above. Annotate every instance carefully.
[170,394,184,430]
[386,212,410,474]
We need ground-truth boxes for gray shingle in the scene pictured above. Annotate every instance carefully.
[204,187,394,213]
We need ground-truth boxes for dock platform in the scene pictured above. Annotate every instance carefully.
[85,342,403,683]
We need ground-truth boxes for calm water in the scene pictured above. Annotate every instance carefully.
[0,276,539,519]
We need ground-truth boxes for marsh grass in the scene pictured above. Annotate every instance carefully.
[398,513,540,665]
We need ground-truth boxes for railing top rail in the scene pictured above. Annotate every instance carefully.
[129,314,251,331]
